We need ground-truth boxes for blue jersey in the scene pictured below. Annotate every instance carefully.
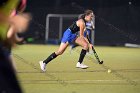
[84,21,93,35]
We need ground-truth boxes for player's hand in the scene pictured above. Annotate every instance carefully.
[89,43,93,49]
[80,36,84,39]
[6,25,23,47]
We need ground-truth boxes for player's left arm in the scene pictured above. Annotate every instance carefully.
[85,33,93,49]
[90,20,95,30]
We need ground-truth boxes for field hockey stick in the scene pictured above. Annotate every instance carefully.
[92,46,103,64]
[86,31,103,64]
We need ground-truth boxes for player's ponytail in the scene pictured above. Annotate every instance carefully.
[78,14,85,19]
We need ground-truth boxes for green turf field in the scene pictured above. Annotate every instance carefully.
[12,44,140,93]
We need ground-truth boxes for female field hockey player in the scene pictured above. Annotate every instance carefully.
[39,10,94,71]
[70,13,95,52]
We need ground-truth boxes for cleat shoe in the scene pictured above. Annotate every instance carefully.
[76,62,88,69]
[39,61,46,72]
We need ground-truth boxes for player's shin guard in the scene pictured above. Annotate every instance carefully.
[78,49,87,64]
[43,52,57,64]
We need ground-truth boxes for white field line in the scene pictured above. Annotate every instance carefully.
[20,79,140,83]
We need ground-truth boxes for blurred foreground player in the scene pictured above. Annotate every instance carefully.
[8,0,28,70]
[0,0,30,92]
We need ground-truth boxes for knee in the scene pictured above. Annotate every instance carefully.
[55,51,64,55]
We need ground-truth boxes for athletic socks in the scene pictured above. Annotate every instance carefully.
[43,49,86,64]
[78,49,87,64]
[43,52,58,64]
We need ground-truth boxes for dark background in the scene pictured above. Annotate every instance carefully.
[24,0,140,46]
